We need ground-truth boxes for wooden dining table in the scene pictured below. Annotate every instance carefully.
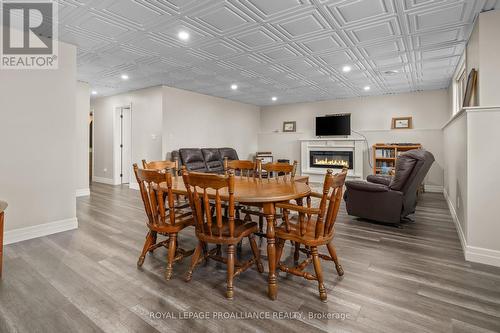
[160,175,310,300]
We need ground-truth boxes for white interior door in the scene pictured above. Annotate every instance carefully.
[121,107,131,184]
[114,106,132,184]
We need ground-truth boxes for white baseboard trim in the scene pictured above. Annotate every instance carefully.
[129,183,139,190]
[424,185,443,193]
[76,188,90,197]
[92,176,114,185]
[4,217,78,245]
[443,189,467,253]
[466,246,500,267]
[443,189,500,267]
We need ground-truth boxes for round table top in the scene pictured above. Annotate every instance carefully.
[165,177,311,203]
[0,201,7,213]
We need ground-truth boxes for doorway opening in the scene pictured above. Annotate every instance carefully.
[114,106,132,185]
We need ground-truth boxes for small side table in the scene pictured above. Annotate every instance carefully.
[0,201,7,278]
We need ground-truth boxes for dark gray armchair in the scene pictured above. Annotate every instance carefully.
[343,149,435,224]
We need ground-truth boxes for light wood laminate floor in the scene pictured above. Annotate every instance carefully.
[1,183,499,333]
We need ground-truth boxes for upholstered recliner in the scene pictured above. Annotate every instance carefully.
[343,149,435,224]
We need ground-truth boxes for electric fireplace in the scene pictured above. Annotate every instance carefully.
[309,150,353,169]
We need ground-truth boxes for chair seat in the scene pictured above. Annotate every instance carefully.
[148,210,195,233]
[276,218,333,246]
[197,217,258,244]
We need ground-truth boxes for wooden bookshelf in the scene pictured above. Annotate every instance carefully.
[372,143,422,175]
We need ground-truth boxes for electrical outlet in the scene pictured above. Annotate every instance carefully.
[104,168,107,173]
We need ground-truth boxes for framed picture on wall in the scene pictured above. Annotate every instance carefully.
[283,121,296,132]
[391,117,413,129]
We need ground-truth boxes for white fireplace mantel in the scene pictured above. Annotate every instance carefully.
[300,137,365,183]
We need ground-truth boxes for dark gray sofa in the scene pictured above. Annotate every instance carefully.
[171,147,239,174]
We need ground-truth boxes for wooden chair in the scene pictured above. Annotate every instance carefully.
[246,160,298,234]
[275,168,347,302]
[133,164,194,280]
[142,158,189,210]
[142,158,178,174]
[222,158,261,252]
[182,169,264,300]
[222,158,260,217]
[223,157,261,218]
[223,158,260,179]
[259,160,297,181]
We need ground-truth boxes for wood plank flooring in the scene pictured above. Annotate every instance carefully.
[1,183,499,333]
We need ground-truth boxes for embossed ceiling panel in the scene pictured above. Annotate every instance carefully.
[51,0,500,105]
[329,0,394,26]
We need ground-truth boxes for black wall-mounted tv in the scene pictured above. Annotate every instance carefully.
[315,114,351,136]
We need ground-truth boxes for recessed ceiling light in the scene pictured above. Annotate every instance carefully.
[384,70,399,75]
[121,74,129,80]
[178,30,190,41]
[91,90,98,95]
[231,84,238,90]
[342,65,352,73]
[364,86,371,91]
[271,96,277,101]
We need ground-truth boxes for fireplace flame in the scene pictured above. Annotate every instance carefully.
[314,158,349,167]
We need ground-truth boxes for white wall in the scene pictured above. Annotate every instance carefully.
[444,107,500,267]
[467,10,500,265]
[464,10,500,107]
[162,86,260,160]
[443,10,500,267]
[477,10,500,106]
[0,41,78,241]
[466,18,480,107]
[91,85,260,188]
[443,112,468,244]
[467,107,500,262]
[76,81,90,195]
[91,86,163,186]
[259,90,448,188]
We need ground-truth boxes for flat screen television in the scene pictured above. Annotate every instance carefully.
[316,114,351,136]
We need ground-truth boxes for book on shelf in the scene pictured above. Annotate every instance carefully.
[375,148,395,158]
